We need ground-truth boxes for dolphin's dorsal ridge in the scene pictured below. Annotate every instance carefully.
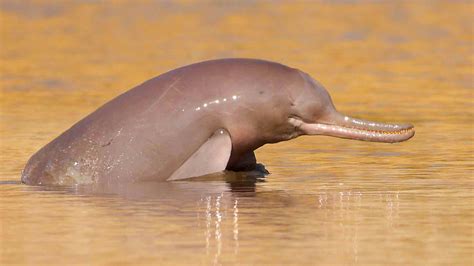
[167,129,232,181]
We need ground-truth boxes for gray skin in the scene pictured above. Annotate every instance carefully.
[21,58,415,186]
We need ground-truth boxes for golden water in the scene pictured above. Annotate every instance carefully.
[1,1,473,265]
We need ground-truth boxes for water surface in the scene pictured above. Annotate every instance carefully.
[1,1,473,265]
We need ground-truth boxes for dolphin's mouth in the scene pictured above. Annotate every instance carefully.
[289,116,415,143]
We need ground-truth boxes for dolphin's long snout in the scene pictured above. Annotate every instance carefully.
[289,112,415,143]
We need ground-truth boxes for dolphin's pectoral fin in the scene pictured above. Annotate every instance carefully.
[167,129,232,181]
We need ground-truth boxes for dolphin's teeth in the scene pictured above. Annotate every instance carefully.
[348,127,414,135]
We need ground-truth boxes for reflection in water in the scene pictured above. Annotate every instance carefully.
[64,174,252,264]
[214,194,222,264]
[233,199,239,255]
[1,174,472,265]
[58,172,258,264]
[205,196,211,254]
[69,170,262,200]
[199,192,239,264]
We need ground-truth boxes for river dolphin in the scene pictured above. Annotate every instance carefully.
[21,58,415,186]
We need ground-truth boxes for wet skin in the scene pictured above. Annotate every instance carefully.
[21,58,415,186]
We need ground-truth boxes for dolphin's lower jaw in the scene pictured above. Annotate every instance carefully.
[289,117,415,143]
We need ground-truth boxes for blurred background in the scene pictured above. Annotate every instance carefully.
[0,1,472,265]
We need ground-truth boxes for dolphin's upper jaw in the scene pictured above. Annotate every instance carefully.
[288,117,415,143]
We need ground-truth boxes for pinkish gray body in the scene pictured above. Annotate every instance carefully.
[21,59,415,186]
